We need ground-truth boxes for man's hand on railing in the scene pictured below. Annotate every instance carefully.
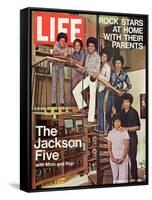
[79,67,87,74]
[91,72,98,79]
[69,57,76,65]
[117,90,124,97]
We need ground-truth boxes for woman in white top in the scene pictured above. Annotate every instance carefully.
[107,115,130,184]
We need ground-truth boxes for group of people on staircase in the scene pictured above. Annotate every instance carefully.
[51,32,141,185]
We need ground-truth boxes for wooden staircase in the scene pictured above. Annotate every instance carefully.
[88,133,112,185]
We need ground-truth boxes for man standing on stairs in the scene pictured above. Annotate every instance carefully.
[72,37,100,124]
[106,55,132,132]
[51,32,69,107]
[113,93,141,182]
[96,48,111,133]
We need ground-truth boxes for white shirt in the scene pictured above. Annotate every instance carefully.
[107,128,130,159]
[98,62,111,92]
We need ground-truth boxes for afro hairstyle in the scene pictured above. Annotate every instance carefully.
[122,93,133,104]
[73,38,83,48]
[100,48,112,62]
[57,32,68,43]
[112,55,124,66]
[86,37,98,50]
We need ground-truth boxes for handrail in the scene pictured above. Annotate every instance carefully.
[32,57,48,67]
[32,55,122,96]
[32,56,72,68]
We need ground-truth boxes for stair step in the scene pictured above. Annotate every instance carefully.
[33,106,78,115]
[88,174,97,185]
[103,177,113,184]
[104,169,112,175]
[99,144,108,149]
[84,124,98,128]
[100,158,109,164]
[99,151,109,157]
[98,137,108,143]
[99,133,108,137]
[100,164,110,171]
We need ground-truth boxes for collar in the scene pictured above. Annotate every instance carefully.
[56,42,67,49]
[87,51,97,57]
[122,106,133,114]
[113,69,124,76]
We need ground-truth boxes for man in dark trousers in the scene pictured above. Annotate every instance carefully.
[113,93,140,182]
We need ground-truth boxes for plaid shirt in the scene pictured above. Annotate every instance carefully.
[110,70,132,92]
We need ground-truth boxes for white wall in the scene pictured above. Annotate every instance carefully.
[128,69,146,167]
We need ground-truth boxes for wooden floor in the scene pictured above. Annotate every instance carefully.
[80,168,146,186]
[80,169,113,186]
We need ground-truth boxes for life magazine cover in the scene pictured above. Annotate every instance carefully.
[20,7,148,192]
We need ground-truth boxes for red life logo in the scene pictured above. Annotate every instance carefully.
[33,12,84,45]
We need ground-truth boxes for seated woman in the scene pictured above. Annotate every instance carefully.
[107,114,130,184]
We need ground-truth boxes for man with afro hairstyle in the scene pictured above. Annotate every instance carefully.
[51,32,69,107]
[106,54,132,132]
[73,37,100,123]
[97,48,112,132]
[113,93,141,182]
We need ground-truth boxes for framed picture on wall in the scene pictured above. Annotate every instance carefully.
[140,94,146,119]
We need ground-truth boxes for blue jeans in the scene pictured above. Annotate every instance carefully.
[97,90,105,131]
[106,91,122,132]
[106,92,114,132]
